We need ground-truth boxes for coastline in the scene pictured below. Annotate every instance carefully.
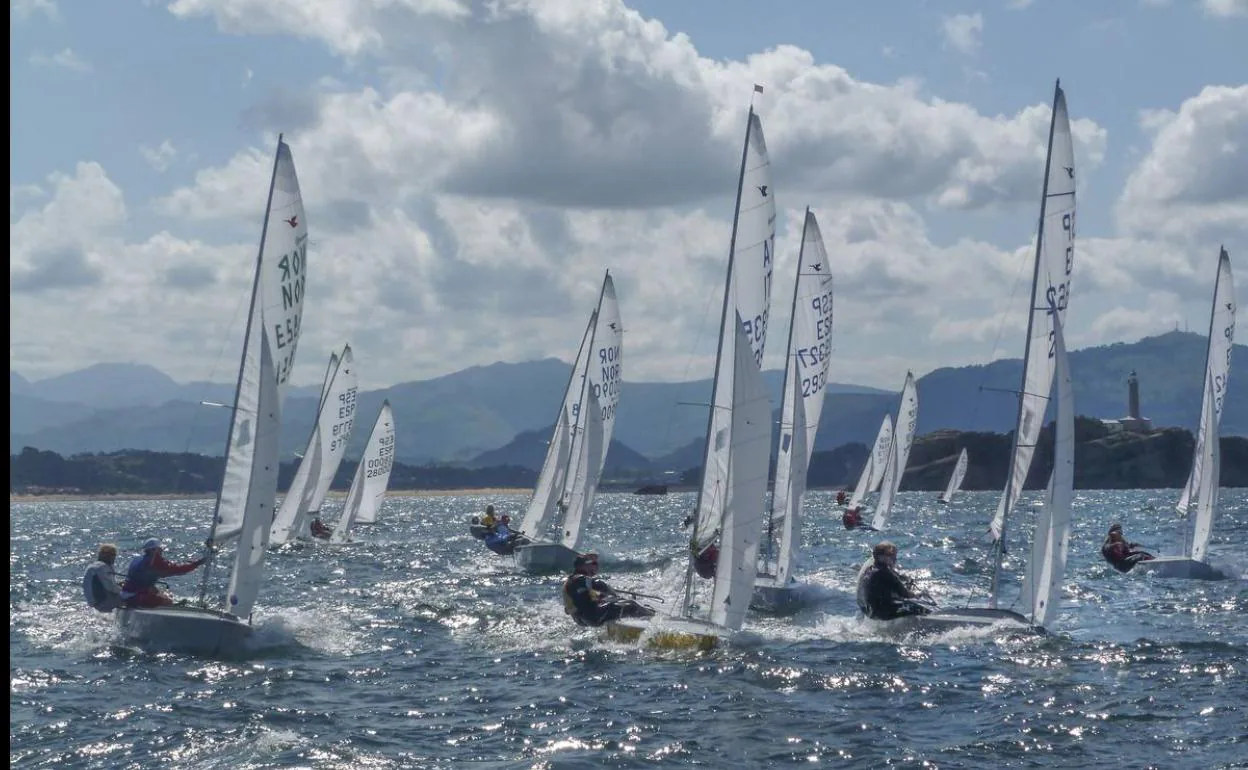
[8,488,534,504]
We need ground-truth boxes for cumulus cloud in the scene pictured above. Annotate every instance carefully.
[1202,0,1248,17]
[941,13,984,55]
[140,140,178,172]
[167,0,1106,214]
[28,47,91,72]
[1117,85,1248,241]
[11,0,58,21]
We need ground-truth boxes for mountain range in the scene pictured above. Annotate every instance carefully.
[10,331,1247,466]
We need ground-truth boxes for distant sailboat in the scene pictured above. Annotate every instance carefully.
[513,271,623,572]
[269,344,358,546]
[938,448,969,504]
[847,414,894,511]
[606,93,775,651]
[331,400,396,543]
[751,208,834,614]
[1137,248,1235,581]
[867,81,1077,636]
[115,135,308,654]
[871,372,918,531]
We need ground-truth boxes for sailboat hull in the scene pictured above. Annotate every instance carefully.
[867,607,1043,638]
[749,575,810,615]
[1133,556,1231,581]
[115,605,252,655]
[603,617,724,652]
[513,541,578,574]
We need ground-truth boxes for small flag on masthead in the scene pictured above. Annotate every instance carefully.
[753,83,764,94]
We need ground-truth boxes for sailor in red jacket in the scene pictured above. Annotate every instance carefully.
[1100,523,1154,573]
[121,538,206,607]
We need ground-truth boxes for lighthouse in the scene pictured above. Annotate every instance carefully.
[1103,369,1153,433]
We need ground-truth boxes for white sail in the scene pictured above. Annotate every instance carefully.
[940,448,969,503]
[210,136,306,617]
[269,346,358,545]
[872,371,918,530]
[710,319,773,631]
[559,273,623,550]
[1180,249,1235,563]
[226,331,280,617]
[332,400,396,540]
[1019,308,1073,629]
[849,415,892,508]
[767,208,834,583]
[693,109,776,547]
[990,83,1076,541]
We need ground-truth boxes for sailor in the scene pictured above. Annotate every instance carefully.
[120,538,206,608]
[309,517,332,539]
[836,489,849,506]
[843,506,866,530]
[481,505,498,531]
[561,552,654,627]
[1100,523,1154,573]
[82,543,124,612]
[856,541,931,620]
[691,540,719,579]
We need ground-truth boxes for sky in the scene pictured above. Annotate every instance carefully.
[9,0,1248,391]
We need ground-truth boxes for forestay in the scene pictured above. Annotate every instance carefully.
[332,400,396,541]
[872,372,917,531]
[767,209,834,584]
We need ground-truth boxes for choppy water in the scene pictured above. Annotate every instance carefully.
[10,489,1248,769]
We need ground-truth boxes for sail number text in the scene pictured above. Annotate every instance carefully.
[1046,211,1075,359]
[367,433,395,479]
[272,235,307,385]
[590,344,622,422]
[329,387,357,453]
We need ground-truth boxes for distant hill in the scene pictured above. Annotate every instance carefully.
[466,423,655,475]
[10,331,1246,463]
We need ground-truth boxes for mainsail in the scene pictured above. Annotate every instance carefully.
[849,414,893,508]
[332,400,396,541]
[765,208,834,585]
[988,80,1076,608]
[871,372,918,531]
[939,448,969,504]
[1178,249,1235,562]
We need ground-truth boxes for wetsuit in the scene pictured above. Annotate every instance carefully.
[1101,539,1154,573]
[121,551,203,607]
[562,574,654,627]
[82,560,123,612]
[857,562,929,620]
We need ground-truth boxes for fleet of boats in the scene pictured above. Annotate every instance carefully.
[91,80,1237,657]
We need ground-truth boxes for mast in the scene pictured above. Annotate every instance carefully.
[684,102,756,618]
[763,208,811,567]
[990,81,1061,608]
[198,134,284,607]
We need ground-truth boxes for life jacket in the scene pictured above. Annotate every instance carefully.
[124,552,159,592]
[691,542,718,579]
[562,575,591,626]
[83,561,122,611]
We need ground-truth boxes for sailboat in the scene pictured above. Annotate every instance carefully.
[938,448,969,504]
[846,414,894,515]
[751,208,834,614]
[870,372,918,531]
[513,272,623,573]
[881,81,1077,636]
[115,135,308,654]
[269,344,358,546]
[1136,248,1235,581]
[330,400,397,543]
[606,91,775,651]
